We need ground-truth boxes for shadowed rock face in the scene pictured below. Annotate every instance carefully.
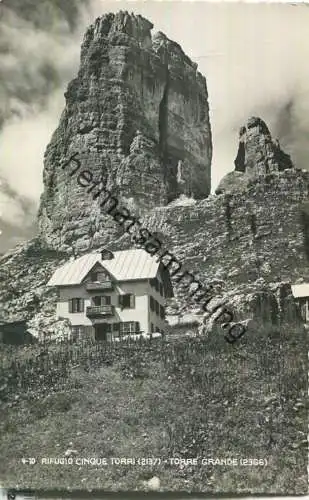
[216,116,294,195]
[38,11,212,248]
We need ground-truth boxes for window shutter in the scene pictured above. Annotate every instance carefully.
[80,298,85,312]
[72,326,77,341]
[93,296,100,306]
[130,294,135,308]
[155,300,159,314]
[68,299,73,313]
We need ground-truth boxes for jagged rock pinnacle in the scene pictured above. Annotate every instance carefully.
[38,11,212,250]
[216,116,294,195]
[234,116,293,175]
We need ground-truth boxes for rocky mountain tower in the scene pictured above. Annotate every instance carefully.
[38,11,212,250]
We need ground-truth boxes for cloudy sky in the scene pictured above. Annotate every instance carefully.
[0,0,309,253]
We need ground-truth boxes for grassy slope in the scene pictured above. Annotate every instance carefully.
[0,330,307,494]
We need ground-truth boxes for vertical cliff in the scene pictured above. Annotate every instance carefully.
[38,11,212,249]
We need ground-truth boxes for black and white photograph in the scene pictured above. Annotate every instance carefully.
[0,0,308,495]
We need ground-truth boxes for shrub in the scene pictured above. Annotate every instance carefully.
[29,392,75,419]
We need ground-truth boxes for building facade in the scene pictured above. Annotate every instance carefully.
[0,320,35,345]
[47,249,173,341]
[291,283,309,323]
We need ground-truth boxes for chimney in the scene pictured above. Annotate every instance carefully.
[100,249,114,260]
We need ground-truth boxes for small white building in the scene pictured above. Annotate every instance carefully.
[47,248,173,341]
[291,283,309,322]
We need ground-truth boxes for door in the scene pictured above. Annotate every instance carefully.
[95,324,109,341]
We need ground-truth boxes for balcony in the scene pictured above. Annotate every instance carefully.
[85,281,113,291]
[86,305,114,317]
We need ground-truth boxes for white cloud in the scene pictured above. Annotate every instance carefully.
[0,89,65,202]
[0,2,93,242]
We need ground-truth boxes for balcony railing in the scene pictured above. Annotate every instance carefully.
[86,305,114,317]
[85,281,113,291]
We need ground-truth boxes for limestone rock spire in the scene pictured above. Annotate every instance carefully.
[38,11,212,249]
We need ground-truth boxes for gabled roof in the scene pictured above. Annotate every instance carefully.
[291,283,309,298]
[47,249,165,287]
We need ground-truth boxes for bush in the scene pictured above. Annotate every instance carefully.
[119,351,151,379]
[29,392,76,419]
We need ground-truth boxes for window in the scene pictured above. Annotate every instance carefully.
[69,298,84,313]
[93,296,100,306]
[71,325,84,341]
[160,305,165,319]
[119,321,139,336]
[112,323,120,337]
[119,294,135,308]
[99,271,109,281]
[92,296,111,306]
[91,272,99,282]
[155,300,159,315]
[90,270,108,282]
[159,283,164,296]
[150,296,155,312]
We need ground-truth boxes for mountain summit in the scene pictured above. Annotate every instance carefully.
[216,116,294,195]
[38,11,212,249]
